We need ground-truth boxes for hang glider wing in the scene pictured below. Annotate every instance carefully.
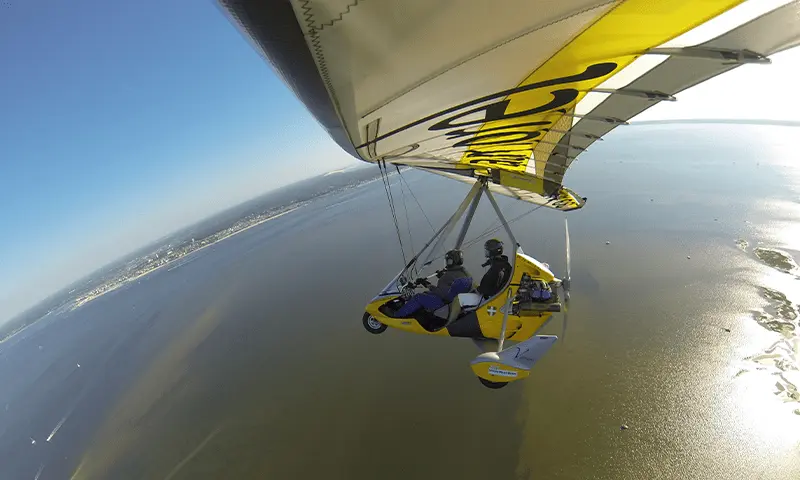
[218,0,800,211]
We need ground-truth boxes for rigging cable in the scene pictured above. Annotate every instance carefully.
[396,169,416,275]
[378,160,407,266]
[464,201,524,248]
[423,202,547,267]
[462,203,547,249]
[395,166,436,235]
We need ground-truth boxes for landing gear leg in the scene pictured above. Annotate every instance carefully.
[362,312,387,334]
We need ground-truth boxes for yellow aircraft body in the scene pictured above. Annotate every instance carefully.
[364,249,559,386]
[366,250,554,339]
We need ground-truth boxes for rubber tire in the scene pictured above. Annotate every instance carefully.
[479,377,509,389]
[363,312,388,334]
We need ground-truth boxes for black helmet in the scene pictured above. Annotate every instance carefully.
[445,249,464,268]
[484,238,503,258]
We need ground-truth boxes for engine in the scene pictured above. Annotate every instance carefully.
[515,273,553,303]
[513,273,560,315]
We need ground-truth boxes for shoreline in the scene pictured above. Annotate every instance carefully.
[1,206,302,344]
[71,206,302,309]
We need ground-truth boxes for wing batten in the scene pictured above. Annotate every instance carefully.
[558,0,800,170]
[647,46,772,64]
[589,88,677,102]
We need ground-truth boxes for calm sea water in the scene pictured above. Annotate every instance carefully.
[0,124,798,479]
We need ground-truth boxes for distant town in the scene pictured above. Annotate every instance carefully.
[70,204,303,311]
[0,204,304,344]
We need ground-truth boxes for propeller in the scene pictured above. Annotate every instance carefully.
[561,217,571,342]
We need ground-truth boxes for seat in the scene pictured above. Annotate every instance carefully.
[457,292,483,311]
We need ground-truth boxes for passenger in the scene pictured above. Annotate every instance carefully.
[477,238,512,299]
[394,249,471,317]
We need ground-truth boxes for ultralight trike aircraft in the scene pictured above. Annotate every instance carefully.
[218,0,799,388]
[361,176,574,389]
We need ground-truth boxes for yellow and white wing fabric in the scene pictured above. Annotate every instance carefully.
[219,0,800,211]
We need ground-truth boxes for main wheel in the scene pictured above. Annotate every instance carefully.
[479,377,509,389]
[362,312,387,334]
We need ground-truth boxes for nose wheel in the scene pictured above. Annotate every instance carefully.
[362,312,387,334]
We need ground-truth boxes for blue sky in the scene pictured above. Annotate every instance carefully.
[0,0,798,323]
[0,0,358,322]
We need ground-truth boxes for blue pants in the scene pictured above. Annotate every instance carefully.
[394,292,444,317]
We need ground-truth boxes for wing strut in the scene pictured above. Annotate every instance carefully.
[483,187,518,250]
[454,186,483,249]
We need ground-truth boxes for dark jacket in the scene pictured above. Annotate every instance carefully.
[429,265,470,300]
[477,255,512,298]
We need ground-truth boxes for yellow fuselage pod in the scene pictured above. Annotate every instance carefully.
[364,248,557,340]
[472,250,555,342]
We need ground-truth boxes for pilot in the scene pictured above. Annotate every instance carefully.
[394,249,471,317]
[477,238,512,299]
